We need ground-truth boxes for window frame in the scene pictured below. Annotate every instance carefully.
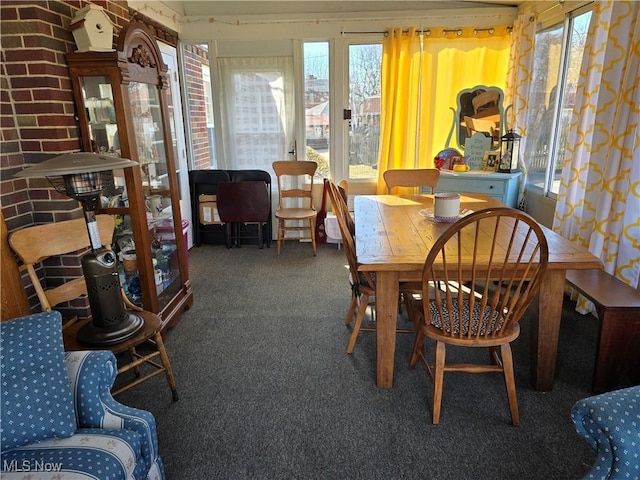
[525,2,593,199]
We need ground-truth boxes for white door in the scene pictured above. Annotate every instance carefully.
[159,43,193,248]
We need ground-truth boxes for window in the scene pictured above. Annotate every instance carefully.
[218,57,295,171]
[348,43,382,179]
[524,6,592,195]
[303,42,330,178]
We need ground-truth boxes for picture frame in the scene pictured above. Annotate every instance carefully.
[448,153,464,170]
[482,151,499,171]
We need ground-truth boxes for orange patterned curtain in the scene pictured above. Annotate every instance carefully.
[554,0,640,304]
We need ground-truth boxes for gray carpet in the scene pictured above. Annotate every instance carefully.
[116,241,598,479]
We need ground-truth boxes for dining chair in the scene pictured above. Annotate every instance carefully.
[383,168,440,194]
[326,180,417,353]
[464,115,499,142]
[407,207,549,425]
[8,215,179,400]
[338,179,349,206]
[272,160,318,256]
[472,89,500,116]
[326,180,372,352]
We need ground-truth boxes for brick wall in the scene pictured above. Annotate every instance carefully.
[183,44,212,170]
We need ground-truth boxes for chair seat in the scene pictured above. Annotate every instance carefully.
[275,207,317,220]
[427,299,508,336]
[0,428,147,480]
[63,312,178,400]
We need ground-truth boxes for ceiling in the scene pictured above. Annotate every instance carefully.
[159,1,521,18]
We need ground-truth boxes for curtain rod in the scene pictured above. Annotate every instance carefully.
[341,27,507,36]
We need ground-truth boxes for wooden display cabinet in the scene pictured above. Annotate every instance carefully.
[67,21,193,329]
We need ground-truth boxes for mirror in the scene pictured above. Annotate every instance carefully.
[448,85,504,151]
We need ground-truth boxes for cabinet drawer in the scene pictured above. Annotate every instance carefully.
[436,178,506,195]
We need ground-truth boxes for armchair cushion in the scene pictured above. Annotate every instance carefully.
[0,311,76,452]
[0,428,144,480]
[571,385,640,479]
[65,350,163,477]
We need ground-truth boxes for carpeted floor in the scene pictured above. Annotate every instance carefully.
[117,241,599,479]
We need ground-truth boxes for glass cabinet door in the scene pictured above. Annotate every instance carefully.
[80,76,119,155]
[78,76,182,311]
[128,81,181,308]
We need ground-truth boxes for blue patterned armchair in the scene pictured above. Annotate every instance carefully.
[1,311,165,480]
[571,385,640,480]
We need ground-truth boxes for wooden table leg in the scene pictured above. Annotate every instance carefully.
[530,269,566,391]
[376,270,399,388]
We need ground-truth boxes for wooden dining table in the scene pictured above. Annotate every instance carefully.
[354,193,603,390]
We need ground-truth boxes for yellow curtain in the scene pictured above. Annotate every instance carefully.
[377,27,511,193]
[377,28,422,194]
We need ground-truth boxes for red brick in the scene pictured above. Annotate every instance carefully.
[38,115,77,127]
[4,49,57,64]
[11,75,60,90]
[1,20,51,36]
[42,139,81,151]
[21,127,69,139]
[27,63,69,77]
[47,1,74,18]
[33,212,55,224]
[1,102,15,116]
[1,128,20,141]
[33,89,73,102]
[20,141,44,152]
[4,63,28,76]
[1,152,24,166]
[0,88,11,102]
[0,36,25,49]
[16,103,65,115]
[9,90,33,102]
[1,7,18,20]
[1,189,31,205]
[19,6,65,27]
[50,25,74,45]
[24,35,68,52]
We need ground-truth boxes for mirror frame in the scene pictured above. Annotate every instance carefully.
[447,85,505,151]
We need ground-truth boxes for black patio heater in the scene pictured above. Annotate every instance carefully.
[15,152,144,346]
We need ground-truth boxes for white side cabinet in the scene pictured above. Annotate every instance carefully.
[431,171,522,207]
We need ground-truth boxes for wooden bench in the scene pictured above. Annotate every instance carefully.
[565,269,640,393]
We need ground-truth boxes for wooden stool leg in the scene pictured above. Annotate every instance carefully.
[310,218,317,256]
[593,307,640,393]
[154,332,179,401]
[276,219,284,256]
[129,346,140,377]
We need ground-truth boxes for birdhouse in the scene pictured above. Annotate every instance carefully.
[69,4,115,53]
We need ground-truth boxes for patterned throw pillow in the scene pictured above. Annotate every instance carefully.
[1,311,76,452]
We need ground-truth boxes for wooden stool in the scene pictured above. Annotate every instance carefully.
[64,310,178,400]
[566,269,640,393]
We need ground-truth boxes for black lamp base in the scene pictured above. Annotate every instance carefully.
[77,312,144,346]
